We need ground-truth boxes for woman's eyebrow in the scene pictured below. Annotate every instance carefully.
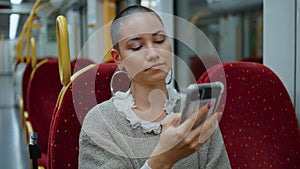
[153,30,166,36]
[126,36,142,44]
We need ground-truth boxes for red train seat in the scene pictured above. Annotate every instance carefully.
[48,63,117,169]
[26,58,61,168]
[198,62,300,169]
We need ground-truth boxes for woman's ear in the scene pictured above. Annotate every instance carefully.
[111,49,122,65]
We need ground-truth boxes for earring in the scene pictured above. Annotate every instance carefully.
[166,68,173,85]
[110,65,131,95]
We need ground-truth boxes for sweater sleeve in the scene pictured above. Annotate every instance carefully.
[79,129,132,169]
[204,126,231,169]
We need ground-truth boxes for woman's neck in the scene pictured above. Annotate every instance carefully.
[131,81,169,121]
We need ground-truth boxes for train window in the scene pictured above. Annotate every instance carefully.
[174,0,263,64]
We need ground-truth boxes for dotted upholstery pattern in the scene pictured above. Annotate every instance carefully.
[22,58,55,112]
[24,57,93,168]
[23,57,91,113]
[48,63,117,169]
[198,62,300,169]
[26,59,62,167]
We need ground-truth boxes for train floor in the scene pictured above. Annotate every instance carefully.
[0,74,30,169]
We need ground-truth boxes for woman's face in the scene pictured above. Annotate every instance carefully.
[113,13,172,86]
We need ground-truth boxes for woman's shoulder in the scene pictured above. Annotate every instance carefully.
[88,98,117,114]
[90,98,115,112]
[82,98,122,126]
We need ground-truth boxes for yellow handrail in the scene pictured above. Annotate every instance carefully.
[36,1,51,13]
[25,121,33,144]
[56,15,71,86]
[16,32,25,62]
[31,23,42,29]
[15,0,41,63]
[25,0,42,64]
[30,37,37,69]
[186,9,213,42]
[103,0,116,62]
[36,1,58,18]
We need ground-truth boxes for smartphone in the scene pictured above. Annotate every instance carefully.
[179,81,224,128]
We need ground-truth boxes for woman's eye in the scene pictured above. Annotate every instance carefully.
[154,35,166,44]
[127,41,142,51]
[131,45,142,51]
[155,39,165,44]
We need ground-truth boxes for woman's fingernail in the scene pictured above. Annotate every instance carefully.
[207,103,211,109]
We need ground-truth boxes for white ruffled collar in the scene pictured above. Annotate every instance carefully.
[112,86,180,134]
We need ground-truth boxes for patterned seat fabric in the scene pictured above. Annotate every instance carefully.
[198,62,300,169]
[22,58,55,112]
[26,58,62,168]
[48,63,117,169]
[25,57,94,168]
[23,57,91,114]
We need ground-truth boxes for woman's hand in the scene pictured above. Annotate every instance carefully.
[147,104,222,169]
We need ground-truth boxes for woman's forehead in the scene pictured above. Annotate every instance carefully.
[119,13,164,39]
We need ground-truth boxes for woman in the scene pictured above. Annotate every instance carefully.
[79,5,231,169]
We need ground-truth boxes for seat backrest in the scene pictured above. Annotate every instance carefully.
[48,63,117,169]
[198,62,300,169]
[25,57,94,166]
[71,57,94,73]
[21,63,32,109]
[26,58,61,154]
[22,58,55,112]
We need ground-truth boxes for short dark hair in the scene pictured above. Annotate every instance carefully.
[110,5,164,51]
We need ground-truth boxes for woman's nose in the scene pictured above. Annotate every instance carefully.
[145,47,159,61]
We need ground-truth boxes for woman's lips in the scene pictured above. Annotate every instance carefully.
[145,63,164,71]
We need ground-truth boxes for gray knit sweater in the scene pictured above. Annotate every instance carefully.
[79,98,231,169]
